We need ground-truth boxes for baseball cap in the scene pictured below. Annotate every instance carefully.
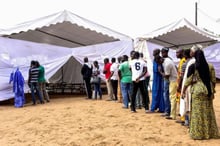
[161,47,169,52]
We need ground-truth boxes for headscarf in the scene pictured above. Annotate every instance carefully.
[194,49,212,98]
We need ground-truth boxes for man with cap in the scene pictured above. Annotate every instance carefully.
[158,48,178,120]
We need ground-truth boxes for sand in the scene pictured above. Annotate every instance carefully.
[0,84,220,146]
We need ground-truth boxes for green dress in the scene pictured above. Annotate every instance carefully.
[184,70,220,140]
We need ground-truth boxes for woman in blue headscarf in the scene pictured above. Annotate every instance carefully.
[10,68,25,107]
[149,49,164,112]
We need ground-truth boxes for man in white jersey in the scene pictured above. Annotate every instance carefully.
[110,57,119,101]
[129,51,149,113]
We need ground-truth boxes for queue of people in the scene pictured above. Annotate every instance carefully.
[81,44,219,140]
[81,51,151,112]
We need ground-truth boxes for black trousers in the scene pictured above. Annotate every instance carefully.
[84,78,92,99]
[131,80,149,111]
[111,79,118,100]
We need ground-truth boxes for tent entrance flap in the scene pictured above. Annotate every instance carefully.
[49,56,83,84]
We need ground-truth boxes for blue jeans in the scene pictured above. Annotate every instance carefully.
[163,79,170,115]
[31,82,43,104]
[121,82,131,108]
[94,79,102,99]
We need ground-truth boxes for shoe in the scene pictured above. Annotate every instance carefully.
[175,120,184,124]
[181,122,189,127]
[131,110,136,113]
[161,113,170,117]
[32,103,36,105]
[157,110,164,113]
[165,116,173,120]
[122,106,128,109]
[146,110,154,113]
[106,99,113,101]
[137,105,142,109]
[112,99,117,102]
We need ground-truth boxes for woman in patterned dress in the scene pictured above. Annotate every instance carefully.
[182,49,219,140]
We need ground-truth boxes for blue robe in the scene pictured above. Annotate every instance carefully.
[9,68,25,107]
[151,61,165,112]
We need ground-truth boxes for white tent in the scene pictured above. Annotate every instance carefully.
[137,18,220,49]
[0,10,131,48]
[0,10,134,101]
[135,18,220,81]
[0,37,133,101]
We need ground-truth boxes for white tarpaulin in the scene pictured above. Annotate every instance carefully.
[135,40,220,81]
[0,37,133,101]
[203,42,220,79]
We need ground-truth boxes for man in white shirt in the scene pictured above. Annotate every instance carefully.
[130,52,149,113]
[110,57,119,101]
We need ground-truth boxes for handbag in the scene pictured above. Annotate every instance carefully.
[90,76,100,84]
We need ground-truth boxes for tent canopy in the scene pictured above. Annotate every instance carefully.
[138,18,220,49]
[0,10,131,48]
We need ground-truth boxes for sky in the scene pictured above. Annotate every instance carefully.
[0,0,219,38]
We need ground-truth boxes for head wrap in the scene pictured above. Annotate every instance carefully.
[190,44,203,53]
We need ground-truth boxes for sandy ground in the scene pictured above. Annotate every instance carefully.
[0,84,220,146]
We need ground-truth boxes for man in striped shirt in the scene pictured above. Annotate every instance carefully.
[28,60,44,105]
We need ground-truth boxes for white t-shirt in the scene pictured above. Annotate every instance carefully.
[93,66,101,78]
[130,59,147,81]
[110,62,119,80]
[163,57,178,81]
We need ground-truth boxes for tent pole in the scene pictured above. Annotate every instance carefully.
[168,40,217,48]
[36,29,87,46]
[195,2,198,26]
[61,66,64,83]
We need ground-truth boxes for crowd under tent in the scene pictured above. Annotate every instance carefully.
[0,37,133,101]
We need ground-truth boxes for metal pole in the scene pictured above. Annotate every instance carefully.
[195,2,198,26]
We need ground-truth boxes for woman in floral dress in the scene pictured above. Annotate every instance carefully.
[182,49,219,140]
